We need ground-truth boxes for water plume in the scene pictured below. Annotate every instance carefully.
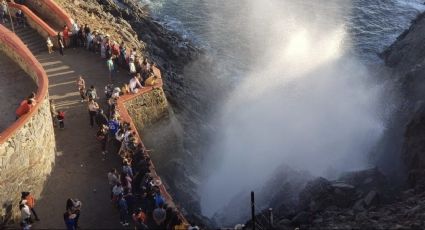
[199,0,390,219]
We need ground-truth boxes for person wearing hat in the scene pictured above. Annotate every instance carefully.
[22,192,40,221]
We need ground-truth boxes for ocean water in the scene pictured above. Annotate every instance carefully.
[139,0,425,220]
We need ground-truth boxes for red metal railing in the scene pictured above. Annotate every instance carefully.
[7,2,57,37]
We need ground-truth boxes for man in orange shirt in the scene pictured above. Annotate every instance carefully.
[21,192,40,221]
[15,99,33,120]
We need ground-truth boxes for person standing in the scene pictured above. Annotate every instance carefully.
[85,85,98,100]
[95,109,108,128]
[107,56,115,82]
[57,110,65,129]
[63,210,76,230]
[88,99,99,127]
[46,36,53,54]
[58,32,65,56]
[15,10,25,28]
[63,25,70,48]
[118,193,129,226]
[0,0,8,24]
[66,198,82,229]
[107,168,120,198]
[97,124,108,154]
[76,76,86,102]
[22,192,40,221]
[19,199,31,228]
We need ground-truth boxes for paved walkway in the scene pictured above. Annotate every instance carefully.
[0,50,36,132]
[30,48,133,229]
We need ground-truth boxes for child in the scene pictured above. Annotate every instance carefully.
[46,37,53,54]
[57,110,65,129]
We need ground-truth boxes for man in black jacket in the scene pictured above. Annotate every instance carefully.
[95,109,108,128]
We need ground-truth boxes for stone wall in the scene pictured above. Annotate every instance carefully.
[124,87,169,132]
[0,99,56,224]
[0,25,56,225]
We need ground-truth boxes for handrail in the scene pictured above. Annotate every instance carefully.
[7,2,57,37]
[0,24,49,144]
[39,0,74,29]
[116,66,189,224]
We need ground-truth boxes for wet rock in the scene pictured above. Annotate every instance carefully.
[353,199,365,212]
[278,218,292,226]
[299,177,357,212]
[291,211,311,225]
[364,190,379,207]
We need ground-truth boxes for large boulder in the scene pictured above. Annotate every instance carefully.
[299,177,357,212]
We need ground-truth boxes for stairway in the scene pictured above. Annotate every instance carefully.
[3,23,47,55]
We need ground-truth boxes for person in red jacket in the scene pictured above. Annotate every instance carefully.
[15,99,33,120]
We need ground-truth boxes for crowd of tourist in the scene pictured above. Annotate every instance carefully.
[59,21,188,230]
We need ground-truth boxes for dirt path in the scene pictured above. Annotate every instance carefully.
[31,48,133,229]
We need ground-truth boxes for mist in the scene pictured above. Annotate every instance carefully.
[199,0,392,218]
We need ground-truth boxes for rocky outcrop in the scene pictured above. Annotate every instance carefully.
[381,11,425,190]
[247,168,404,229]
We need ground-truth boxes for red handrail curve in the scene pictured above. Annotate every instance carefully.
[116,66,189,224]
[39,0,74,29]
[0,24,49,144]
[7,2,57,37]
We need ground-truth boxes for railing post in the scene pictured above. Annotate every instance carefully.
[269,208,273,229]
[251,191,256,230]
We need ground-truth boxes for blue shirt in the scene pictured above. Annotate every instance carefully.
[108,120,119,135]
